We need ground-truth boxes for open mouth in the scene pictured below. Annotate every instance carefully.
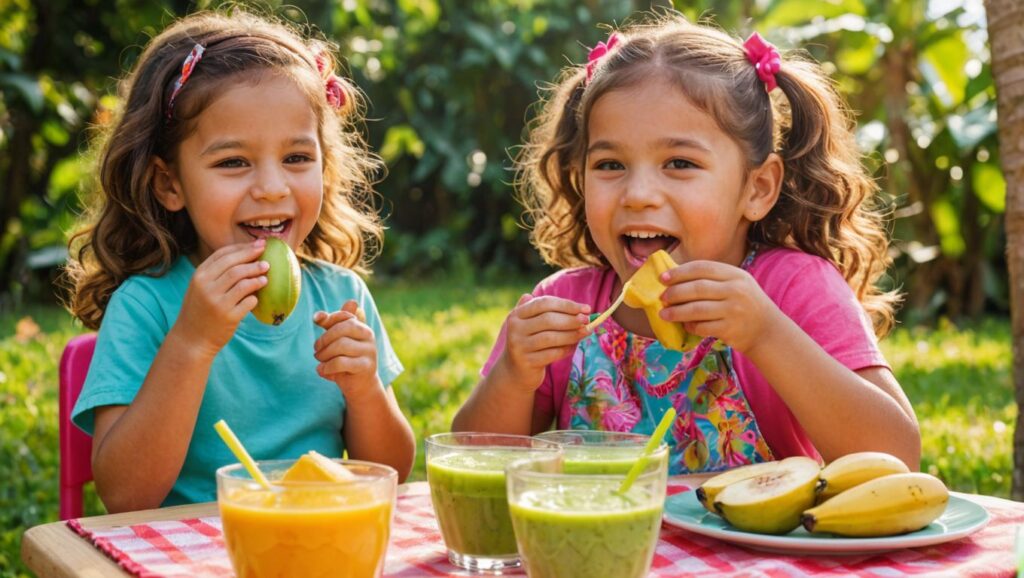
[240,218,292,239]
[622,231,679,266]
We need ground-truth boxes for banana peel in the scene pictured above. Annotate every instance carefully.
[622,250,698,351]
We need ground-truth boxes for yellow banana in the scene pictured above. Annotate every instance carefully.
[696,461,785,514]
[816,451,910,502]
[713,456,821,535]
[622,250,701,351]
[801,472,949,537]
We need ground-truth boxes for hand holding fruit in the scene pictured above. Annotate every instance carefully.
[659,257,782,355]
[175,240,270,357]
[498,294,591,392]
[313,300,378,396]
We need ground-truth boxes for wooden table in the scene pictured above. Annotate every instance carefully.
[22,475,715,578]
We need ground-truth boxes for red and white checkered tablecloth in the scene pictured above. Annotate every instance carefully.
[67,481,1023,577]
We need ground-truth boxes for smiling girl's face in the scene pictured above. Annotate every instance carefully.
[583,77,767,282]
[154,72,324,261]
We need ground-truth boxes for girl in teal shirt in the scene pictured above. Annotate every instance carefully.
[66,9,415,511]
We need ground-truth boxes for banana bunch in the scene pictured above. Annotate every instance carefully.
[697,451,949,537]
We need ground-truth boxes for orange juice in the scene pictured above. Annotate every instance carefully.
[217,460,396,578]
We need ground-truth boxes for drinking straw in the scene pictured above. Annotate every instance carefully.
[214,419,274,490]
[618,406,677,495]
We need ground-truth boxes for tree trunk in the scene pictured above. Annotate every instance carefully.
[983,0,1024,501]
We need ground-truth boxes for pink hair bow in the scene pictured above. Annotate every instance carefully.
[315,52,346,109]
[743,32,781,92]
[586,32,623,84]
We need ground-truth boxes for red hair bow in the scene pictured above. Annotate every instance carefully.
[743,32,781,92]
[586,32,623,84]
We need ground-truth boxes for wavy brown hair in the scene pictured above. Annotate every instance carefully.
[65,8,385,330]
[516,13,900,336]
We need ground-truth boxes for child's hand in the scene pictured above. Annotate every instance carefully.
[175,239,269,357]
[313,300,379,397]
[498,294,591,392]
[659,260,783,355]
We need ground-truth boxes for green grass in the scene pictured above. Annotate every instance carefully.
[0,281,1015,578]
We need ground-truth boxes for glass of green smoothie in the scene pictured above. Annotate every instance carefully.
[535,430,666,475]
[425,433,562,573]
[506,443,669,578]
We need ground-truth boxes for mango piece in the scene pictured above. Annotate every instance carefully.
[253,237,301,325]
[622,250,696,351]
[281,450,355,482]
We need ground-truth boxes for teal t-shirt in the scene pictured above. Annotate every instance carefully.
[71,256,403,506]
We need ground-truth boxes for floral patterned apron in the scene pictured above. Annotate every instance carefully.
[565,250,774,475]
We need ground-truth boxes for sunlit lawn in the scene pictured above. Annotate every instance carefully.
[0,279,1014,577]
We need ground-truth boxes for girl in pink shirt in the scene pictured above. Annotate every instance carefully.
[452,14,920,474]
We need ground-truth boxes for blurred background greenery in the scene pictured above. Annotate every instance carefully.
[0,0,1008,322]
[0,0,1014,576]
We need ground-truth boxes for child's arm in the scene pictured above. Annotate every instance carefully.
[742,315,919,468]
[661,260,920,468]
[314,301,415,481]
[91,241,269,512]
[451,294,591,434]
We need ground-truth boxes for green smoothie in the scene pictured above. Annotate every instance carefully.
[426,451,520,556]
[561,448,641,475]
[509,484,663,578]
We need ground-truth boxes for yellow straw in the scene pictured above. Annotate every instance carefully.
[618,407,676,495]
[214,419,274,490]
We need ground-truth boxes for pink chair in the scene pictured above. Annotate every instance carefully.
[59,333,96,520]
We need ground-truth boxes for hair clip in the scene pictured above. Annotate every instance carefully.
[166,43,205,120]
[743,33,781,92]
[586,32,623,85]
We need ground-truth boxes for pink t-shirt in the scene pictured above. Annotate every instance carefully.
[481,248,890,461]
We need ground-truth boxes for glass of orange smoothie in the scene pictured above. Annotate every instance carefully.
[425,433,561,573]
[216,457,397,578]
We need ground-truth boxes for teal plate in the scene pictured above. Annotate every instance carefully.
[662,490,989,555]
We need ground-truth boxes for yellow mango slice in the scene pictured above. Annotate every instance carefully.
[281,450,355,482]
[622,250,694,351]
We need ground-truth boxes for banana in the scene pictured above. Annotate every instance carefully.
[622,250,701,351]
[801,472,949,537]
[816,451,910,502]
[713,456,821,535]
[696,461,785,514]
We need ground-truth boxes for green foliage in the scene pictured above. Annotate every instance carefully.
[0,284,1014,577]
[0,0,1010,324]
[882,318,1015,497]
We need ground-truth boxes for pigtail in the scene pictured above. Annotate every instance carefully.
[517,69,603,269]
[771,59,900,335]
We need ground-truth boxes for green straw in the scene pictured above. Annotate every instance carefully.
[618,406,676,495]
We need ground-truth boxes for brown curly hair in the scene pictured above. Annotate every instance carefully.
[65,8,385,330]
[516,13,900,336]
